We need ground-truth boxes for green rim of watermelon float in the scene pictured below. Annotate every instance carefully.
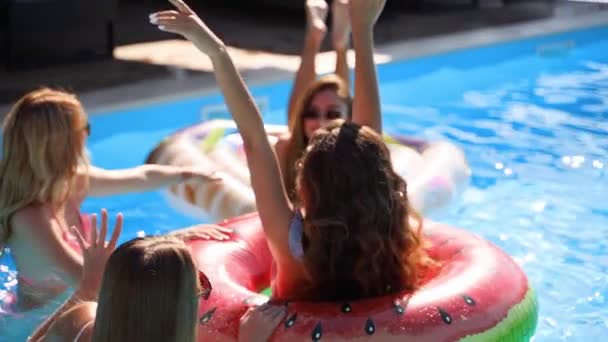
[189,213,538,341]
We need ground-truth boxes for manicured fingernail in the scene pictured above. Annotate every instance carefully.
[159,25,166,31]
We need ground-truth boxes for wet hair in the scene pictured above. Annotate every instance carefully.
[296,120,426,301]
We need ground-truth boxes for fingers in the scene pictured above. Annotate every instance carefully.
[151,19,183,34]
[212,231,229,240]
[70,225,87,252]
[150,14,178,23]
[156,25,181,34]
[149,12,186,34]
[169,0,194,15]
[98,209,108,246]
[240,306,253,322]
[217,226,234,233]
[198,233,211,240]
[203,224,234,233]
[207,225,232,239]
[107,213,123,250]
[268,305,287,323]
[150,10,179,17]
[257,302,273,313]
[254,303,287,322]
[181,233,207,242]
[193,225,232,240]
[90,214,98,245]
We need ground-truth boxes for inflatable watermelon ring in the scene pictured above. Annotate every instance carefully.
[191,213,538,341]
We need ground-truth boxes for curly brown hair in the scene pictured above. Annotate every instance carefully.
[296,120,426,302]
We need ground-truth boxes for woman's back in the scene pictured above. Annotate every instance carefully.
[10,202,86,310]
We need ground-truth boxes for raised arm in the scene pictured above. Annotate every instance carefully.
[349,0,385,133]
[85,165,219,197]
[150,0,294,259]
[333,0,351,91]
[287,0,328,125]
[29,210,121,342]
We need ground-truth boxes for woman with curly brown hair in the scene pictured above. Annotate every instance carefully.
[151,0,429,301]
[294,120,425,300]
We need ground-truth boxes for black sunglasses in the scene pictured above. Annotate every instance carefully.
[301,109,344,120]
[82,123,91,136]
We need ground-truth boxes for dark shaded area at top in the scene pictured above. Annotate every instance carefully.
[0,0,598,106]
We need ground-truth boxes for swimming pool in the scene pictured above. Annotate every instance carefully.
[2,24,607,341]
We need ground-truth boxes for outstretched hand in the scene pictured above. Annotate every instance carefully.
[238,303,287,342]
[149,0,226,58]
[181,166,223,184]
[305,0,328,38]
[70,209,123,300]
[170,224,233,241]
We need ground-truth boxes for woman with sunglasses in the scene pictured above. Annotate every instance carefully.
[29,210,285,342]
[0,88,229,310]
[274,0,353,200]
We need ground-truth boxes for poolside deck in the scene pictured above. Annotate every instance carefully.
[1,0,608,114]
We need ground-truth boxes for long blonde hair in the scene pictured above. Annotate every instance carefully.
[0,88,89,250]
[92,236,200,342]
[283,74,351,200]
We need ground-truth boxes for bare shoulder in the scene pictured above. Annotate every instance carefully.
[12,205,50,232]
[48,302,97,341]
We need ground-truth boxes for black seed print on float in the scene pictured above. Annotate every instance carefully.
[285,313,297,328]
[438,307,453,324]
[365,318,376,335]
[311,322,323,341]
[199,307,217,325]
[393,300,406,315]
[463,294,476,306]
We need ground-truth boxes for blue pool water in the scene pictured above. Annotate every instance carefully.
[2,25,608,340]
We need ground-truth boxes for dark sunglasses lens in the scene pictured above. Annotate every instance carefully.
[302,110,318,119]
[85,123,91,136]
[326,111,343,120]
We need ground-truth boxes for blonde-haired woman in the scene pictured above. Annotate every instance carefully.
[0,88,228,310]
[29,210,285,342]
